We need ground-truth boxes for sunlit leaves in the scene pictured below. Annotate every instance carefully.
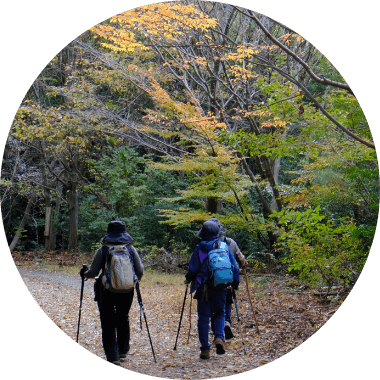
[91,3,218,53]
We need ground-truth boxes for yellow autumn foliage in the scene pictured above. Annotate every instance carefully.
[91,3,218,53]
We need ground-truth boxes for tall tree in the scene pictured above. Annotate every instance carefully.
[61,0,375,251]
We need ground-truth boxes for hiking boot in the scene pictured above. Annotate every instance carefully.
[119,347,130,362]
[112,360,120,366]
[214,338,225,355]
[224,322,234,340]
[200,349,210,360]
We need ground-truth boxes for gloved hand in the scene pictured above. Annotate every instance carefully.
[79,264,88,278]
[232,281,239,291]
[184,279,191,285]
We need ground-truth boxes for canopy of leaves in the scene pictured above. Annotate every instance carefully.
[2,1,377,288]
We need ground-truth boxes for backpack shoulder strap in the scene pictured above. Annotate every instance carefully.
[101,245,109,258]
[125,244,137,271]
[101,245,109,272]
[211,239,224,250]
[124,244,135,261]
[220,241,228,251]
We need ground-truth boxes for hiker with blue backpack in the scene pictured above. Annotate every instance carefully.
[185,220,240,360]
[207,218,248,340]
[80,220,144,365]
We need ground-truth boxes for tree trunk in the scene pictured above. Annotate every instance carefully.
[239,155,278,252]
[9,191,36,252]
[43,179,53,251]
[67,181,78,251]
[270,156,282,211]
[44,206,53,250]
[51,182,63,250]
[270,129,287,211]
[205,197,223,214]
[262,155,282,212]
[40,156,54,250]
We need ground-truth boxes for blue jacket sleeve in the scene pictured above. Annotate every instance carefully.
[228,246,240,288]
[185,246,200,282]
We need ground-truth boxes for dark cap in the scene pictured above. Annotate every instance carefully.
[104,220,133,244]
[197,220,220,241]
[206,218,226,234]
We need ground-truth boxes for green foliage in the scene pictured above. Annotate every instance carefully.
[77,196,114,250]
[87,147,153,215]
[224,129,306,160]
[78,146,198,252]
[271,206,368,287]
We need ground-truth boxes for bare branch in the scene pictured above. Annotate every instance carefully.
[232,6,353,93]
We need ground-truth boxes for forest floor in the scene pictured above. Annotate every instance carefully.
[13,250,351,379]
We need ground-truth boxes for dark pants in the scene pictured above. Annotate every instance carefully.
[211,287,232,332]
[197,287,227,351]
[97,288,134,362]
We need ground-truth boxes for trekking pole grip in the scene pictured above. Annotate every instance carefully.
[80,264,88,279]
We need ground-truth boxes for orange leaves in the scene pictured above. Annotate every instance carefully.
[91,24,146,53]
[228,65,259,84]
[279,33,305,45]
[221,44,261,61]
[260,44,279,51]
[231,107,288,130]
[183,115,227,133]
[261,117,288,129]
[91,3,218,53]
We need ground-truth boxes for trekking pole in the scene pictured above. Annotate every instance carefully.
[135,282,157,363]
[173,284,188,350]
[232,290,246,355]
[76,264,87,343]
[186,293,192,344]
[243,268,260,335]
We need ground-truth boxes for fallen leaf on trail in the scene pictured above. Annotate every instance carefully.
[163,363,176,368]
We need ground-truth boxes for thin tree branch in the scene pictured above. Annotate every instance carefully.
[233,6,353,93]
[204,21,374,148]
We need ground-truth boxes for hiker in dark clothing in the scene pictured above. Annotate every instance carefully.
[81,220,144,365]
[207,218,248,340]
[185,220,240,360]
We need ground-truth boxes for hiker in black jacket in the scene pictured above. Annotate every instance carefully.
[81,220,144,365]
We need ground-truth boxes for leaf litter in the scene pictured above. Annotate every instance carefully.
[17,263,350,379]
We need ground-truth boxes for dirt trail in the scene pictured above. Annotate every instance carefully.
[18,267,340,379]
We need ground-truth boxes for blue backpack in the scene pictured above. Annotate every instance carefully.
[208,241,233,286]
